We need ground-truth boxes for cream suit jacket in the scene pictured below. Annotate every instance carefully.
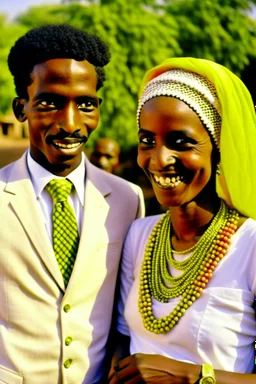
[0,151,145,384]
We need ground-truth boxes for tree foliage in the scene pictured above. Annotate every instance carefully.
[0,0,256,148]
[161,0,256,74]
[0,15,27,114]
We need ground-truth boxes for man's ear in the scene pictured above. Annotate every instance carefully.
[12,97,27,122]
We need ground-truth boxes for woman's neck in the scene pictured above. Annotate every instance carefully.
[169,198,221,252]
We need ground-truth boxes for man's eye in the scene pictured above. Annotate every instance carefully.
[40,100,55,107]
[79,102,92,109]
[78,99,97,110]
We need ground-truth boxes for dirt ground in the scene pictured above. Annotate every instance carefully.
[0,138,29,168]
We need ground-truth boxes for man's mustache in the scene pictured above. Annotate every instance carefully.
[46,130,88,143]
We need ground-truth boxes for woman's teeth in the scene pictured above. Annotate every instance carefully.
[54,142,82,149]
[153,174,183,188]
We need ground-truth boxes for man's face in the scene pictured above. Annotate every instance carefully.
[90,139,120,173]
[14,58,100,176]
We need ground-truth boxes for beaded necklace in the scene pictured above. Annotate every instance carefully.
[138,200,239,334]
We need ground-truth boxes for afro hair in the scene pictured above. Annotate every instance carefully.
[8,23,111,97]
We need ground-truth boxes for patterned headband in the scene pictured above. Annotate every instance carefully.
[137,69,222,149]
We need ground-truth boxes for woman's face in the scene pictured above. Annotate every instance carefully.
[138,96,216,208]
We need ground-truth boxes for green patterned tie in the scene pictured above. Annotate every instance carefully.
[46,179,79,287]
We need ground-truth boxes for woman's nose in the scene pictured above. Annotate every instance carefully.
[152,145,176,169]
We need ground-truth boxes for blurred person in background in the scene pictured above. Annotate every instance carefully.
[90,137,120,174]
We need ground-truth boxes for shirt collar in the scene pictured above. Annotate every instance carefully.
[27,151,86,206]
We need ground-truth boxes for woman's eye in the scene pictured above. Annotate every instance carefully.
[174,136,194,146]
[140,136,155,145]
[171,137,196,151]
[176,138,186,145]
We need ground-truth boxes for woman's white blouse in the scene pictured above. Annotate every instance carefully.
[117,215,256,373]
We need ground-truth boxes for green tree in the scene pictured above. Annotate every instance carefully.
[162,0,256,75]
[0,15,27,114]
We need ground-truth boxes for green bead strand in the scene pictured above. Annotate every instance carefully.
[138,200,239,333]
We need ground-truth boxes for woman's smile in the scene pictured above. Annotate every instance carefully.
[151,172,183,188]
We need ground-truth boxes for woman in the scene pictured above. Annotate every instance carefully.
[108,57,256,384]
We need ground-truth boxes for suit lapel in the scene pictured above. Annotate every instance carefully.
[4,152,65,290]
[66,159,112,289]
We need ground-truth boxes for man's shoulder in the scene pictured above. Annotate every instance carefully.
[0,161,18,200]
[0,161,16,182]
[102,169,135,186]
[0,155,27,192]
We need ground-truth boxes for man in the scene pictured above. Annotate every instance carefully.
[0,24,144,384]
[90,137,120,174]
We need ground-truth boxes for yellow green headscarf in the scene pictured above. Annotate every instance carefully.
[138,57,256,220]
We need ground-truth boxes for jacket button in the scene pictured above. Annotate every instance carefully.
[64,358,73,369]
[63,304,71,312]
[65,336,73,346]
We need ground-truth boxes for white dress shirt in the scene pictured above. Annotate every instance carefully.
[27,151,85,242]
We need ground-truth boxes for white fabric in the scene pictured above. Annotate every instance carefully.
[27,151,85,239]
[0,152,145,384]
[117,214,256,373]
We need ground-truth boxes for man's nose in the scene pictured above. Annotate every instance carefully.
[58,103,83,133]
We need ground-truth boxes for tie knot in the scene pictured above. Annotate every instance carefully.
[46,179,73,202]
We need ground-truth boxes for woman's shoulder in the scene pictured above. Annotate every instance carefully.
[235,217,256,240]
[239,216,256,228]
[237,215,250,229]
[130,213,165,230]
[124,214,166,265]
[126,213,165,245]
